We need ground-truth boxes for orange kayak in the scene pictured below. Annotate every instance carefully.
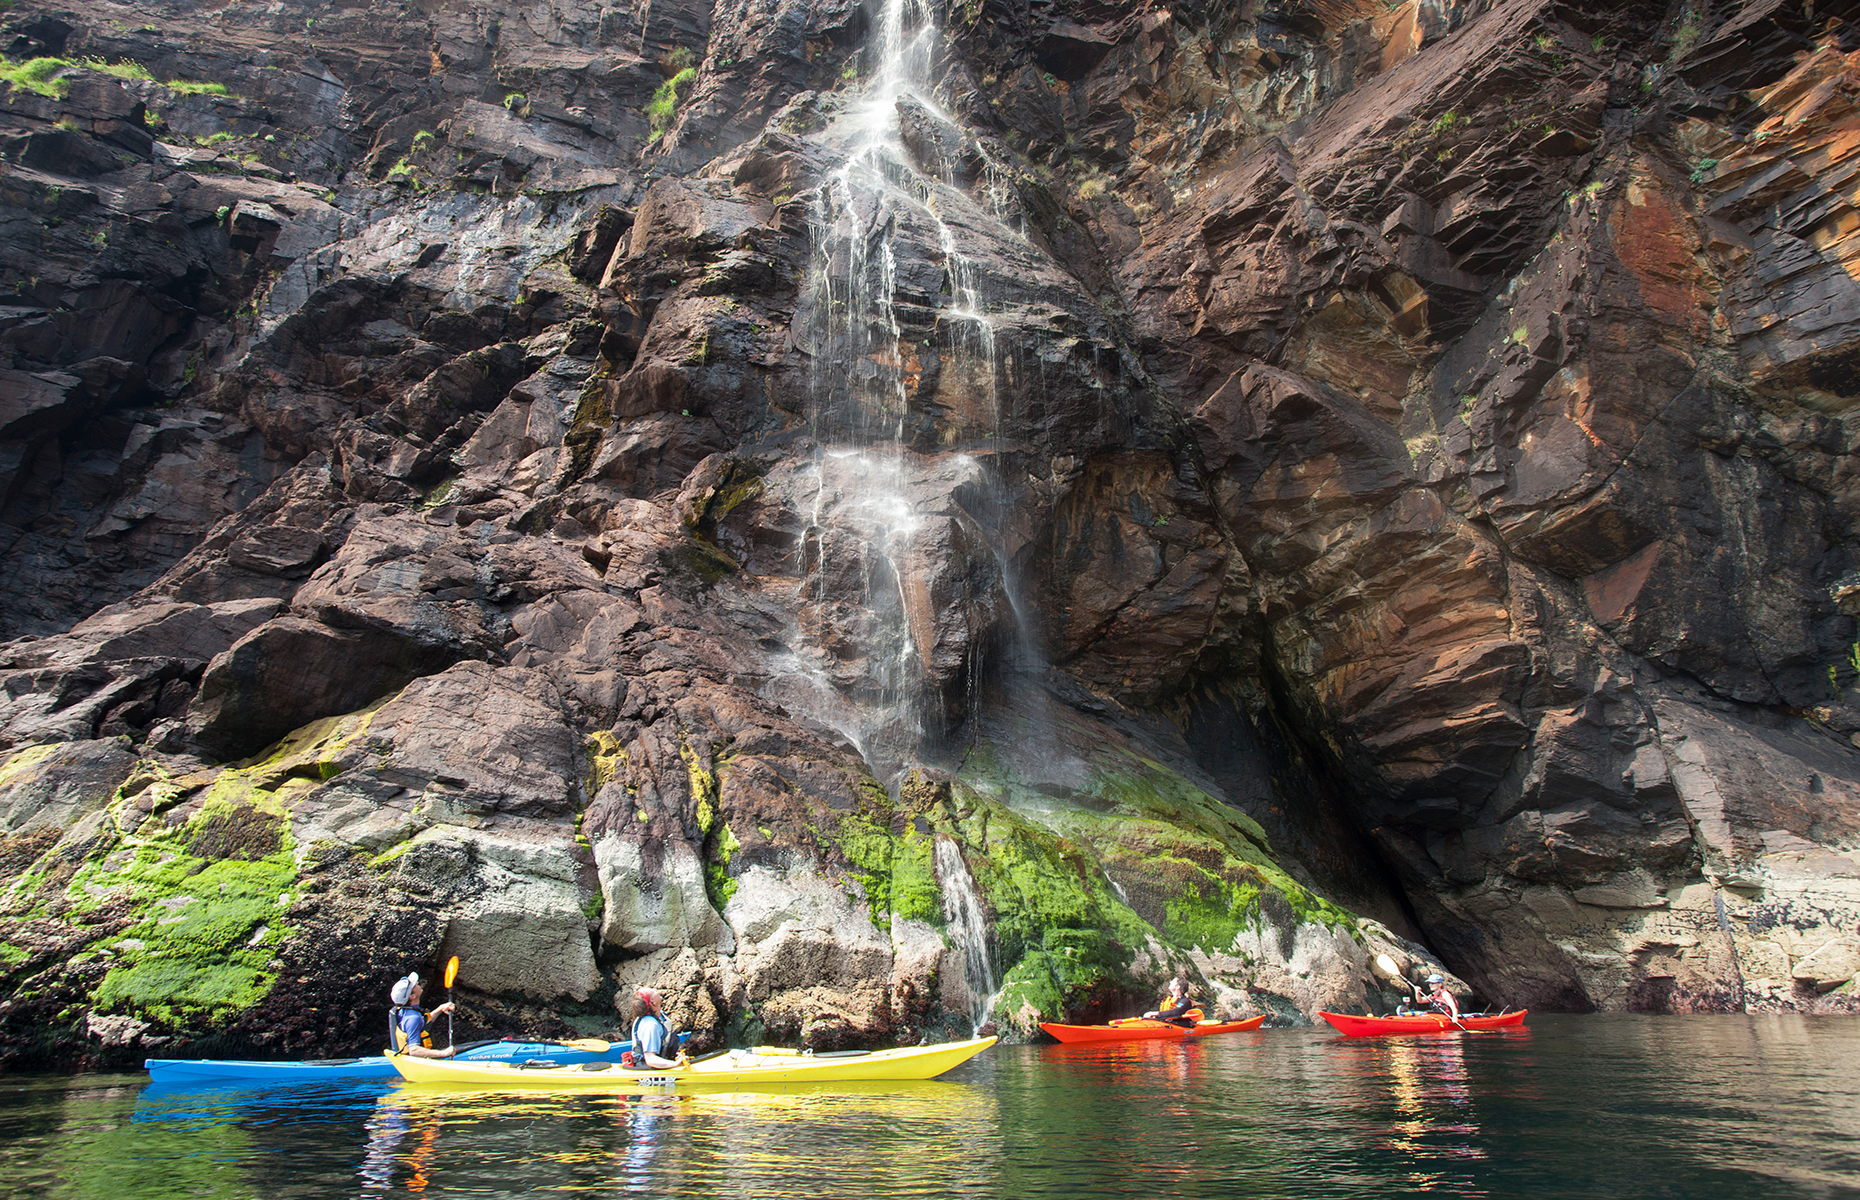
[1040,1014,1266,1043]
[1318,1010,1528,1037]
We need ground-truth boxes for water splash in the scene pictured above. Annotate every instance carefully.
[934,836,998,1032]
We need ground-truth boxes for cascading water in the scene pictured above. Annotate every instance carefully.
[933,836,998,1033]
[775,0,1043,1032]
[791,0,1017,783]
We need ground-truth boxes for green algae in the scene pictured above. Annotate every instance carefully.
[938,785,1147,1028]
[16,707,402,1028]
[0,742,61,790]
[679,737,719,834]
[586,730,627,794]
[83,831,295,1027]
[942,730,1364,1024]
[704,821,740,909]
[835,809,941,928]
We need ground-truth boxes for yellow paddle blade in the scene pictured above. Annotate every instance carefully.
[562,1037,609,1052]
[1374,953,1402,978]
[444,956,460,988]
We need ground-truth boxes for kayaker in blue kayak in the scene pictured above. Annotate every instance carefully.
[630,987,689,1069]
[389,972,458,1058]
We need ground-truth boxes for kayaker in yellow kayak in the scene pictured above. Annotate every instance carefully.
[1141,977,1200,1028]
[629,986,690,1069]
[388,972,457,1058]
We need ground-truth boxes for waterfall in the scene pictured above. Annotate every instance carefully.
[786,0,1018,784]
[934,836,998,1032]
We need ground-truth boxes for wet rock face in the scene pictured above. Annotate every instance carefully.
[4,0,1860,1064]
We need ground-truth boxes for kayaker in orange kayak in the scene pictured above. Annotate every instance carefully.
[1142,977,1199,1028]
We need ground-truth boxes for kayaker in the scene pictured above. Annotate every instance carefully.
[1142,977,1198,1027]
[630,986,690,1069]
[1406,973,1460,1020]
[388,972,457,1058]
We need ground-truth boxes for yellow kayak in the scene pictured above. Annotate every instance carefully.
[388,1036,997,1089]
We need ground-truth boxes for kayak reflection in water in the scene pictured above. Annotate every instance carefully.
[360,1095,441,1194]
[1142,977,1201,1028]
[618,1093,677,1193]
[1396,973,1461,1021]
[388,972,458,1058]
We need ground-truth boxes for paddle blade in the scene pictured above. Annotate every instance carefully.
[562,1037,610,1052]
[1374,953,1402,979]
[444,956,460,988]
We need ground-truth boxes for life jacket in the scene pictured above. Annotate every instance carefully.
[1155,994,1201,1024]
[388,1004,432,1053]
[631,1012,672,1058]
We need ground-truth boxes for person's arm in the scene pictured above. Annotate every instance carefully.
[1155,1000,1195,1020]
[398,1015,456,1058]
[1443,991,1460,1019]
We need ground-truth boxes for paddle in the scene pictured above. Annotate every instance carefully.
[444,956,460,1049]
[560,1037,611,1053]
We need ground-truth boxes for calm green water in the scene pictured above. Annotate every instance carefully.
[4,1015,1859,1198]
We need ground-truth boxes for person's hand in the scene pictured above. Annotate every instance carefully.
[676,1053,690,1068]
[434,1002,455,1016]
[443,1046,457,1058]
[1143,1011,1158,1019]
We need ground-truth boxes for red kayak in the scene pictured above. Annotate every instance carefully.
[1318,1010,1528,1037]
[1040,1014,1267,1044]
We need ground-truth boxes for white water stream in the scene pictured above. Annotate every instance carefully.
[933,836,999,1033]
[779,0,1039,1030]
[787,0,1018,783]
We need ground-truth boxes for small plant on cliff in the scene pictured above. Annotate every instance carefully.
[168,80,229,96]
[1431,109,1465,135]
[1688,157,1718,187]
[1670,8,1703,60]
[0,57,75,99]
[503,90,528,113]
[80,56,154,82]
[411,129,437,152]
[646,68,697,141]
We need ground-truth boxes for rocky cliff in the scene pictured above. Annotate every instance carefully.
[2,0,1858,1067]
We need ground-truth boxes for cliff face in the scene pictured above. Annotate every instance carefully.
[2,0,1858,1064]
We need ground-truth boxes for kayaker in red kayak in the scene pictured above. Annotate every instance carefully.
[1399,973,1460,1021]
[1142,977,1199,1028]
[388,972,457,1058]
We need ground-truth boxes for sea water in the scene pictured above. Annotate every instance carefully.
[5,1015,1860,1197]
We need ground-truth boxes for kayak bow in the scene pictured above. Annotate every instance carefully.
[389,1036,997,1089]
[1317,1010,1528,1037]
[1039,1015,1266,1043]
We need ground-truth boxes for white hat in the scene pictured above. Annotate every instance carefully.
[391,972,421,1005]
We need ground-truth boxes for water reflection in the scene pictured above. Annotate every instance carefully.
[8,1019,1860,1198]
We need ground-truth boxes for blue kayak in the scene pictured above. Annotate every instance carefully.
[145,1033,688,1085]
